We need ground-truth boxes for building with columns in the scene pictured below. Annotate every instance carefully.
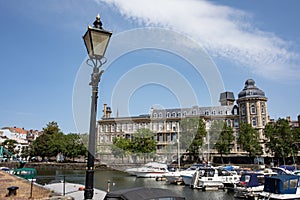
[97,79,269,162]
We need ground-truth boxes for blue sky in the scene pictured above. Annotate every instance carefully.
[0,0,299,133]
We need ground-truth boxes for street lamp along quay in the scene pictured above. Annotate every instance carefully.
[82,14,112,200]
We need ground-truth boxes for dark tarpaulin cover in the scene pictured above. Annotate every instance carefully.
[105,187,185,200]
[264,174,300,194]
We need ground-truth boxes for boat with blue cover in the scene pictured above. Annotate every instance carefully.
[258,174,300,200]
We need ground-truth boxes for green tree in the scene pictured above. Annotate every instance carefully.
[213,122,235,164]
[43,121,60,135]
[20,146,31,160]
[186,119,207,161]
[238,122,262,158]
[2,139,18,155]
[63,133,87,161]
[264,118,299,165]
[30,133,51,160]
[179,117,200,151]
[131,128,157,163]
[29,121,63,160]
[111,137,130,163]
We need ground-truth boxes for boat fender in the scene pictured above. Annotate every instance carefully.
[78,186,85,191]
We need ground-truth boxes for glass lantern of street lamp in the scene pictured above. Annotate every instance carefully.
[83,15,112,60]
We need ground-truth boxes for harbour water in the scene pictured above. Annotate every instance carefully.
[37,169,235,200]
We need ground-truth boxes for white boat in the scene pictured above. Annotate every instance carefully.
[44,181,107,200]
[179,164,205,186]
[163,170,183,184]
[258,174,300,200]
[164,164,205,185]
[125,162,169,178]
[218,168,241,189]
[190,167,224,190]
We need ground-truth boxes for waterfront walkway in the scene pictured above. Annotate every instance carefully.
[0,171,52,199]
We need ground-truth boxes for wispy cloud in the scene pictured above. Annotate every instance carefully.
[97,0,299,80]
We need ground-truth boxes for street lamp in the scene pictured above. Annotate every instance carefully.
[82,14,112,200]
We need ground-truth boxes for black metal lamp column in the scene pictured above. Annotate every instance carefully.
[82,15,112,200]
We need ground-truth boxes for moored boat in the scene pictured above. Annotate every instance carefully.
[13,167,37,182]
[258,174,300,200]
[104,187,185,200]
[180,164,205,186]
[125,162,169,178]
[190,167,224,190]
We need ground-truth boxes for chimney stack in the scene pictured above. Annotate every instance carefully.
[103,104,112,118]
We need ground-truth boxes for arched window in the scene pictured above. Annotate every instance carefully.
[167,112,170,118]
[262,117,266,126]
[172,112,176,118]
[159,112,163,118]
[178,112,181,117]
[241,106,245,115]
[153,113,157,118]
[261,104,265,114]
[192,109,197,115]
[251,104,256,114]
[233,107,238,115]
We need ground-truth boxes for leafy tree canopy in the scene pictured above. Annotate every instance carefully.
[238,122,262,158]
[264,118,299,162]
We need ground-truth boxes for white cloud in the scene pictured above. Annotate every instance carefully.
[97,0,299,80]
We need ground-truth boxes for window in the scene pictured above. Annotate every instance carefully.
[159,123,163,131]
[111,124,115,132]
[262,118,266,126]
[252,117,257,126]
[178,112,181,117]
[233,107,238,115]
[172,112,176,117]
[251,104,256,114]
[122,123,127,131]
[227,119,231,127]
[205,110,209,116]
[116,124,121,132]
[153,113,157,118]
[212,110,216,115]
[261,104,265,114]
[241,106,245,115]
[192,109,197,115]
[159,112,163,118]
[167,112,170,118]
[153,123,158,131]
[234,119,239,127]
[183,111,187,117]
[167,122,171,131]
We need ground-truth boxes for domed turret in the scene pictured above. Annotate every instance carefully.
[238,79,266,99]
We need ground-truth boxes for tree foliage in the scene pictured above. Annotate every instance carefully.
[179,117,200,151]
[237,122,262,158]
[111,137,130,162]
[111,128,156,163]
[184,118,207,161]
[213,121,235,163]
[264,118,300,164]
[2,139,18,155]
[29,122,87,161]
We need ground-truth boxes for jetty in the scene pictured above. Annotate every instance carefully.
[0,171,53,199]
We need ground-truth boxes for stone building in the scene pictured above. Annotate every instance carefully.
[97,79,269,162]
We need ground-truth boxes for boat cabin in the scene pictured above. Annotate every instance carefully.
[263,174,300,195]
[13,168,37,181]
[104,187,185,200]
[238,173,265,187]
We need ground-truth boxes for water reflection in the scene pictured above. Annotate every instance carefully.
[37,169,234,200]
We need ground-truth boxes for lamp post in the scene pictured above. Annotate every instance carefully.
[82,15,112,200]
